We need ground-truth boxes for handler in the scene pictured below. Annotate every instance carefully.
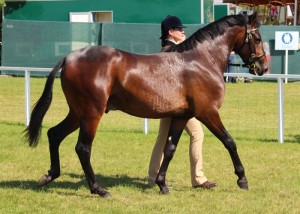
[147,15,218,189]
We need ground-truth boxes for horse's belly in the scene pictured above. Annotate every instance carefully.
[106,95,187,119]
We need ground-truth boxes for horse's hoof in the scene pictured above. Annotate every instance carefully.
[93,188,112,198]
[38,174,52,187]
[237,179,249,190]
[101,192,112,198]
[159,186,169,195]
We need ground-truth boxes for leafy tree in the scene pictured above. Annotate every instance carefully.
[0,0,6,8]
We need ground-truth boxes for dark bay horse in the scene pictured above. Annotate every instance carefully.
[25,12,268,198]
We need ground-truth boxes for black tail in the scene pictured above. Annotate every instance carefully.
[24,57,66,147]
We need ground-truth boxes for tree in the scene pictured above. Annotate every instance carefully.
[0,0,6,8]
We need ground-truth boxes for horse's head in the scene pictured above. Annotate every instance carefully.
[234,12,268,76]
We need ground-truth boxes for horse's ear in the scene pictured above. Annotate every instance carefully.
[248,11,259,28]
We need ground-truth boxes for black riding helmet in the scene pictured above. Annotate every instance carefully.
[160,15,186,39]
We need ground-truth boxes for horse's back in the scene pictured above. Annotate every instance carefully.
[63,45,124,80]
[65,46,118,65]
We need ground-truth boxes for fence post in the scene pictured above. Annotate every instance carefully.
[25,69,31,126]
[144,118,148,134]
[278,77,284,143]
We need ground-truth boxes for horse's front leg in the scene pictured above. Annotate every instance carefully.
[75,118,111,198]
[156,119,188,194]
[198,109,248,190]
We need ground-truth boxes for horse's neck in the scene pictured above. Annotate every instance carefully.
[196,35,236,71]
[210,26,245,71]
[226,25,246,56]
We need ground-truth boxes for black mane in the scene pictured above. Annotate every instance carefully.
[165,14,247,53]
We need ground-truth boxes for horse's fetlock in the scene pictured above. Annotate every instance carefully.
[48,169,60,180]
[51,173,60,180]
[156,173,165,180]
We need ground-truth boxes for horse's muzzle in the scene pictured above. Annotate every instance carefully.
[249,62,268,76]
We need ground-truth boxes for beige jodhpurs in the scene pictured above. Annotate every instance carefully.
[148,117,207,186]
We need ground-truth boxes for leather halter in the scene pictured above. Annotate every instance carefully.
[230,26,266,73]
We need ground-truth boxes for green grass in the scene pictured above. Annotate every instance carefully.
[0,77,300,213]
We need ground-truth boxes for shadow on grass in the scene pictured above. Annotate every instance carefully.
[258,134,300,144]
[286,134,300,143]
[0,173,151,196]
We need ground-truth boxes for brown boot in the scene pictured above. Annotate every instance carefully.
[193,181,218,189]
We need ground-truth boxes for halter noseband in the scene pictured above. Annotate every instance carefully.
[230,27,266,73]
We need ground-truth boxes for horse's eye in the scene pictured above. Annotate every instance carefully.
[254,38,261,44]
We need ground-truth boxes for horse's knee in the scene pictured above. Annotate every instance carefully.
[75,143,84,154]
[75,143,90,161]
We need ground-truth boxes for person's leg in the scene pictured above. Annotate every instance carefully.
[185,118,207,186]
[185,118,218,188]
[148,118,171,186]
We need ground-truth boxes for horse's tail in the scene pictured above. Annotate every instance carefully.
[24,57,66,147]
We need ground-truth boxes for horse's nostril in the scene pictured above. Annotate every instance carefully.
[264,67,269,73]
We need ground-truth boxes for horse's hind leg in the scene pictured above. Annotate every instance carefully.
[198,109,248,190]
[38,110,79,186]
[75,117,111,198]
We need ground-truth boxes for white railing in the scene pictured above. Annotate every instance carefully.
[1,66,300,143]
[224,73,300,143]
[0,66,52,127]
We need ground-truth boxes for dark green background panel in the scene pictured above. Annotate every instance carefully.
[4,0,201,24]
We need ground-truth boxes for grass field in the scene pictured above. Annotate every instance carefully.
[0,76,300,213]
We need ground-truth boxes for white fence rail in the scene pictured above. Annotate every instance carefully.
[1,66,300,143]
[0,66,52,127]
